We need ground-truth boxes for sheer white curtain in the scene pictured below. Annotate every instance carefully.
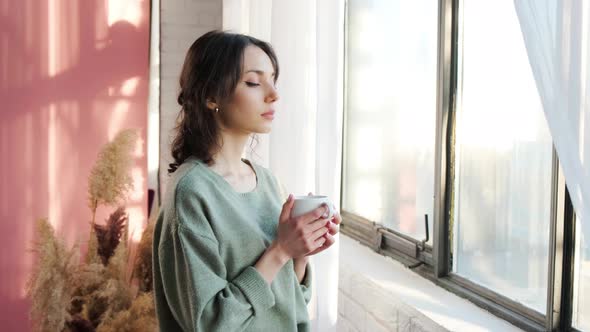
[514,0,590,242]
[223,0,345,330]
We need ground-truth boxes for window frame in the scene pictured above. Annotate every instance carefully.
[340,0,582,331]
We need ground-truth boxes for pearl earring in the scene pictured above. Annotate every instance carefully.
[215,107,219,113]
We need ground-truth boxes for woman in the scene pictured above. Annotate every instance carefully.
[152,30,341,332]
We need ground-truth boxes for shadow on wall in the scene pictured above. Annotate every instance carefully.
[0,0,150,331]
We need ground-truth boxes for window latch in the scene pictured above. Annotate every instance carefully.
[409,214,430,269]
[416,214,430,252]
[372,224,385,251]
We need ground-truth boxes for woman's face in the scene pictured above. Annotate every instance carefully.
[218,45,279,134]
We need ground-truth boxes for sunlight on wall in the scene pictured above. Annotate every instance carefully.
[48,104,61,231]
[134,132,145,158]
[108,0,142,27]
[20,112,36,298]
[107,77,142,140]
[130,167,145,202]
[121,76,140,96]
[127,206,145,242]
[107,101,131,140]
[48,0,57,77]
[47,0,80,78]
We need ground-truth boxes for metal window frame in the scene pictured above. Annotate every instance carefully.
[340,0,583,331]
[547,155,567,330]
[559,186,579,331]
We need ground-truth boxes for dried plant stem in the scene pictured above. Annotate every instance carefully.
[91,200,97,226]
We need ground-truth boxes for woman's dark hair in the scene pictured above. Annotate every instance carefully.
[168,30,279,173]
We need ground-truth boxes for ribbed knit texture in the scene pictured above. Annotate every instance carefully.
[153,156,312,332]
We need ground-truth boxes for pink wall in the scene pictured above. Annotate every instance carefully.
[0,1,150,330]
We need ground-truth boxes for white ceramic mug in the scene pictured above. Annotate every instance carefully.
[290,195,335,219]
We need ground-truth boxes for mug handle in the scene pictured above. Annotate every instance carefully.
[324,202,335,220]
[310,192,335,220]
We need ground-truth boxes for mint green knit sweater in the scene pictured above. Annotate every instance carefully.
[153,157,312,332]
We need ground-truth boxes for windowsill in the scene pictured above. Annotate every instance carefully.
[339,234,524,331]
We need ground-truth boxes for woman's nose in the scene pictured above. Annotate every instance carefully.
[266,85,279,103]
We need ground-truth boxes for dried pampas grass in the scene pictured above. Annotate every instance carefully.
[96,292,156,332]
[85,229,101,265]
[133,209,156,292]
[106,235,129,283]
[95,278,134,323]
[26,219,79,332]
[70,263,106,321]
[87,129,138,223]
[68,259,133,330]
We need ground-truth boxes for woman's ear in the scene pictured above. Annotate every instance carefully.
[206,99,219,111]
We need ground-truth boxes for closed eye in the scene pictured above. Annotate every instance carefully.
[245,82,260,87]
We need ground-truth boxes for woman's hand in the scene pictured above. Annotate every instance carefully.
[302,192,341,257]
[272,194,332,259]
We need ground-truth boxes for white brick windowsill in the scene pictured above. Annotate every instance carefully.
[338,235,524,332]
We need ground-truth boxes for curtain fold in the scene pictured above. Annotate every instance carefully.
[514,0,590,242]
[224,1,345,330]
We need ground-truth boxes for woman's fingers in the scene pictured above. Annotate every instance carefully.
[307,217,331,233]
[331,209,342,225]
[327,222,340,235]
[279,194,295,223]
[307,234,335,256]
[305,217,338,235]
[309,225,329,241]
[313,236,327,248]
[323,233,335,247]
[297,204,330,224]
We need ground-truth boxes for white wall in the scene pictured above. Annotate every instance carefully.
[159,0,222,198]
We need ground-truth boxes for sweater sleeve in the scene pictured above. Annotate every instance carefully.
[158,224,275,332]
[300,261,313,304]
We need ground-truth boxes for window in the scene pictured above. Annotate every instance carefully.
[343,0,438,242]
[451,0,553,313]
[341,1,585,331]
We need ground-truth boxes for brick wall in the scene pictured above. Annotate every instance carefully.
[338,262,449,332]
[159,0,222,196]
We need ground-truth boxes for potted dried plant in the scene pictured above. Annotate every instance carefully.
[26,129,157,332]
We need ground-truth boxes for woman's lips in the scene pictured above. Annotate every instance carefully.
[261,111,275,120]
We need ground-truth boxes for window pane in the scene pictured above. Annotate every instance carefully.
[574,216,590,330]
[343,0,438,241]
[452,1,553,313]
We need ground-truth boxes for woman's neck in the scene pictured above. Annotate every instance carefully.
[209,131,251,176]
